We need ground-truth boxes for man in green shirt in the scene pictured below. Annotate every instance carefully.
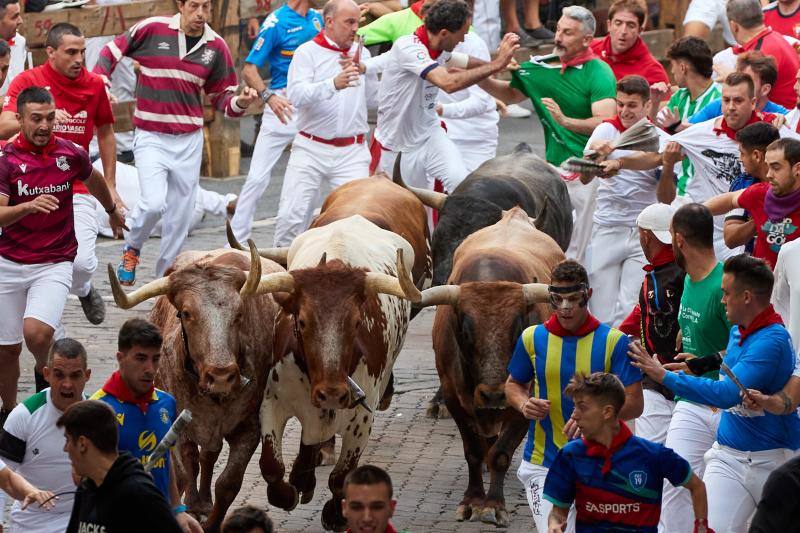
[480,5,616,264]
[358,0,427,46]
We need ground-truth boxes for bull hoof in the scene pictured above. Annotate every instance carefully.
[267,482,299,511]
[378,392,393,411]
[437,404,451,419]
[488,507,509,528]
[455,504,472,521]
[322,498,347,531]
[426,401,440,419]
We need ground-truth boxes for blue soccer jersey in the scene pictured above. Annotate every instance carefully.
[543,432,692,532]
[245,4,323,90]
[508,322,642,467]
[91,388,177,500]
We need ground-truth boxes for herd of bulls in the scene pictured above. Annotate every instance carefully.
[106,144,573,532]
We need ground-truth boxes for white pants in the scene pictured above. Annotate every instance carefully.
[684,0,736,45]
[635,389,675,444]
[127,128,204,276]
[704,443,795,532]
[472,0,500,50]
[588,225,647,326]
[71,194,100,298]
[400,127,469,193]
[273,134,371,246]
[565,178,598,266]
[451,137,497,174]
[230,96,297,242]
[0,257,72,344]
[659,401,721,533]
[517,461,576,533]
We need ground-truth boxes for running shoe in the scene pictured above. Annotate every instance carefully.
[117,245,140,286]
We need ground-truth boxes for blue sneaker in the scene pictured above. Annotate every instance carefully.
[117,246,140,286]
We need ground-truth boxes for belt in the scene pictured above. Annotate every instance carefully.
[299,131,364,147]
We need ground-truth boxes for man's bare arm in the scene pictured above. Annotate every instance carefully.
[618,381,644,420]
[478,77,527,104]
[543,97,615,136]
[684,473,709,526]
[704,190,743,216]
[723,219,757,248]
[0,110,19,139]
[96,123,121,207]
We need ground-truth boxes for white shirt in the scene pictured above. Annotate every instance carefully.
[1,388,75,533]
[587,122,664,227]
[773,238,800,354]
[0,33,29,96]
[374,32,451,151]
[437,33,498,143]
[286,35,377,139]
[786,107,800,132]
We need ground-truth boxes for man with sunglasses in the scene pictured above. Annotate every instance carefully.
[505,259,643,532]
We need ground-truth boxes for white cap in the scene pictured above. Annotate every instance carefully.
[636,203,674,244]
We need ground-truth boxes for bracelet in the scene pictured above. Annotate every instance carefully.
[104,202,116,214]
[172,504,187,515]
[260,88,274,103]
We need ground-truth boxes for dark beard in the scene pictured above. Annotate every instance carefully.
[674,245,686,270]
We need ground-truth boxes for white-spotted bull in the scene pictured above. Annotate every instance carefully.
[415,208,565,526]
[107,244,281,533]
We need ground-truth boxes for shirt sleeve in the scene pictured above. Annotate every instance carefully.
[286,44,337,107]
[73,145,94,182]
[764,101,789,115]
[397,37,439,79]
[94,78,115,127]
[508,332,534,383]
[245,13,281,68]
[0,156,11,198]
[2,73,25,114]
[736,183,761,213]
[205,42,244,118]
[618,304,642,337]
[658,444,693,487]
[0,405,28,464]
[689,100,720,124]
[124,482,184,532]
[92,20,149,78]
[588,64,617,104]
[357,11,402,47]
[543,447,577,508]
[610,333,642,386]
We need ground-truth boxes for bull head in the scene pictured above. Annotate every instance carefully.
[251,248,420,409]
[107,241,264,396]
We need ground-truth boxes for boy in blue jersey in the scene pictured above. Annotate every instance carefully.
[229,0,323,243]
[543,372,711,533]
[629,253,800,532]
[505,260,643,533]
[91,318,201,533]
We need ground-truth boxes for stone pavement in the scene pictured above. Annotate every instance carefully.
[9,110,546,532]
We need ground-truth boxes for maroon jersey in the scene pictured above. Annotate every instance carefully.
[0,137,92,264]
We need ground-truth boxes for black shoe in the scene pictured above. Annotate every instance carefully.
[35,370,48,392]
[525,25,555,42]
[511,29,542,48]
[117,150,134,164]
[79,286,106,325]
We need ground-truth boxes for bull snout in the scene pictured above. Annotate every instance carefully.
[474,384,507,410]
[200,363,241,394]
[312,383,351,409]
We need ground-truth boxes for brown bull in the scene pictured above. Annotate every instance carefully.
[108,244,281,533]
[417,208,565,526]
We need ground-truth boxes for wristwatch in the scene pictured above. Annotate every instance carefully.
[105,202,116,214]
[260,88,274,103]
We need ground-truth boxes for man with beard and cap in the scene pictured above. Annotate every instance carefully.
[0,338,91,533]
[479,5,616,265]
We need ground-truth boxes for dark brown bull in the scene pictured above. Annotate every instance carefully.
[107,244,282,533]
[416,208,565,526]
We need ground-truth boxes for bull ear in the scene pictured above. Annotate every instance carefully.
[364,248,421,302]
[418,284,460,307]
[239,240,263,296]
[531,197,550,231]
[107,264,170,309]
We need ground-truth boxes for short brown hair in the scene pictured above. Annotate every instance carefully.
[666,36,713,78]
[47,337,88,368]
[724,71,755,99]
[608,0,646,28]
[550,260,589,287]
[767,137,800,167]
[617,75,650,101]
[736,51,778,88]
[56,400,119,454]
[564,372,626,415]
[723,254,774,301]
[344,465,393,499]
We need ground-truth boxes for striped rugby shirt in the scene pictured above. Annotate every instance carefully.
[507,318,642,468]
[93,13,245,134]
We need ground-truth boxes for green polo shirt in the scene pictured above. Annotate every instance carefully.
[357,7,422,46]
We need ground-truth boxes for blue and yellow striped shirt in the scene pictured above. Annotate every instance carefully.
[508,322,641,468]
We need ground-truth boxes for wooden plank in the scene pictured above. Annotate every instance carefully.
[641,28,675,61]
[21,0,176,48]
[238,0,323,19]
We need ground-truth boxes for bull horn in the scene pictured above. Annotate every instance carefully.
[522,283,550,305]
[225,219,290,265]
[239,240,262,296]
[418,284,460,307]
[107,264,170,309]
[364,249,421,302]
[392,154,448,210]
[254,271,295,295]
[532,197,551,230]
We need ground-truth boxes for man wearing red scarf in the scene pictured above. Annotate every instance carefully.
[590,0,669,87]
[543,372,711,533]
[0,23,120,328]
[505,260,643,532]
[630,254,800,532]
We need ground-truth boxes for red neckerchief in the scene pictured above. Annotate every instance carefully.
[544,312,601,337]
[603,115,628,133]
[596,35,648,65]
[409,0,424,19]
[713,111,775,141]
[738,304,784,345]
[414,25,441,60]
[733,26,773,54]
[643,246,675,272]
[13,132,57,158]
[312,31,350,53]
[101,370,155,414]
[560,47,597,74]
[583,421,632,475]
[347,524,397,533]
[43,61,96,103]
[7,37,14,46]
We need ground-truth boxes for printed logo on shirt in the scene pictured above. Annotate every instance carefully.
[416,51,426,61]
[16,180,70,196]
[158,41,170,50]
[73,110,88,119]
[261,12,278,31]
[116,412,124,426]
[159,407,170,424]
[138,430,157,452]
[254,36,264,51]
[286,25,304,34]
[18,163,25,173]
[762,218,799,253]
[77,522,107,533]
[700,148,741,186]
[313,18,322,31]
[628,470,647,492]
[585,501,641,514]
[201,48,215,64]
[56,155,70,172]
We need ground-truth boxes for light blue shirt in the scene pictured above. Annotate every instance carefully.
[688,98,789,124]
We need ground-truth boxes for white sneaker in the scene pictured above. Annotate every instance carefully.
[505,103,532,118]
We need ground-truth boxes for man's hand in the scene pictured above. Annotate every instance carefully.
[662,141,684,167]
[548,514,567,532]
[235,87,259,109]
[590,140,615,159]
[713,63,733,81]
[664,352,696,374]
[492,32,520,71]
[495,98,508,117]
[176,511,203,533]
[247,17,260,39]
[772,114,788,128]
[657,106,681,129]
[628,340,667,383]
[109,187,127,211]
[54,109,72,125]
[562,418,581,440]
[599,159,621,176]
[108,206,129,239]
[649,81,671,103]
[519,397,550,420]
[25,194,59,215]
[435,103,444,116]
[22,489,56,510]
[541,98,566,125]
[334,63,360,90]
[266,93,294,125]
